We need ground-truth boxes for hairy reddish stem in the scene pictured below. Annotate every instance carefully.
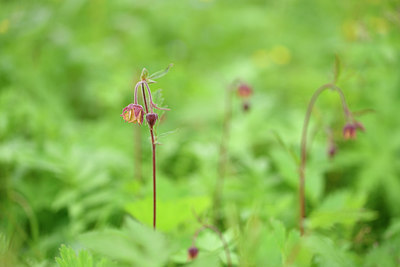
[141,82,157,230]
[299,83,351,235]
[150,129,156,230]
[213,84,234,224]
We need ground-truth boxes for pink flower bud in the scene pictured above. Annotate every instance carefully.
[146,113,158,128]
[120,104,144,124]
[328,143,337,159]
[242,101,250,112]
[188,246,199,260]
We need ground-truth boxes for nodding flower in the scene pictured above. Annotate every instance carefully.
[237,83,253,98]
[343,121,365,140]
[121,104,144,124]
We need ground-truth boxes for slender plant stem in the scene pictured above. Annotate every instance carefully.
[150,129,156,229]
[134,117,142,182]
[214,84,234,224]
[141,82,157,230]
[299,83,351,235]
[192,224,232,267]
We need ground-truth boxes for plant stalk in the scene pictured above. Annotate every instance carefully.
[299,83,351,235]
[141,82,157,230]
[214,84,233,224]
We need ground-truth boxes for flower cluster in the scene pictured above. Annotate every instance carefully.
[120,67,171,129]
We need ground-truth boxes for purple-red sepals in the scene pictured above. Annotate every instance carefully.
[242,101,250,112]
[237,83,253,98]
[120,104,144,124]
[328,144,337,159]
[146,113,158,128]
[188,246,199,260]
[343,123,356,139]
[343,121,365,140]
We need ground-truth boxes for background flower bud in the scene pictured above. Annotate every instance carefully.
[328,143,337,159]
[188,246,199,260]
[237,83,253,98]
[242,101,250,112]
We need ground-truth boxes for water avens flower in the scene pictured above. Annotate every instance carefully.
[121,104,144,124]
[343,123,357,139]
[237,83,253,98]
[343,121,365,140]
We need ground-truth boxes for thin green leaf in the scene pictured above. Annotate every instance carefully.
[148,63,173,80]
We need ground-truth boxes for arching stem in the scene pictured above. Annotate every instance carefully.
[299,83,352,235]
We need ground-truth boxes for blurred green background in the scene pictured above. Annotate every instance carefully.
[1,0,400,266]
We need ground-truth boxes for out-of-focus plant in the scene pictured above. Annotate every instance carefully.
[187,216,232,266]
[120,64,172,230]
[214,80,253,224]
[298,58,365,235]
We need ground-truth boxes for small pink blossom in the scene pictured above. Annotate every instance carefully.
[120,104,144,124]
[237,83,253,98]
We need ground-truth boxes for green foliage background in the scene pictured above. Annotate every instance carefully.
[1,0,400,266]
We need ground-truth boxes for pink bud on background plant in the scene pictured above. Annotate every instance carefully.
[343,123,357,139]
[298,60,367,235]
[328,143,337,159]
[343,121,365,140]
[237,83,253,98]
[187,246,199,260]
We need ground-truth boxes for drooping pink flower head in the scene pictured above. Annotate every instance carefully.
[237,83,253,98]
[343,121,364,140]
[343,123,356,139]
[188,246,199,260]
[120,104,144,124]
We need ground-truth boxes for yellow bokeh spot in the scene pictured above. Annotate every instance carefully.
[371,17,388,35]
[269,45,291,65]
[252,49,271,69]
[0,19,10,34]
[342,20,358,41]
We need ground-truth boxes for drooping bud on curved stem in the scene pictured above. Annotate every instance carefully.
[299,82,364,235]
[326,128,337,159]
